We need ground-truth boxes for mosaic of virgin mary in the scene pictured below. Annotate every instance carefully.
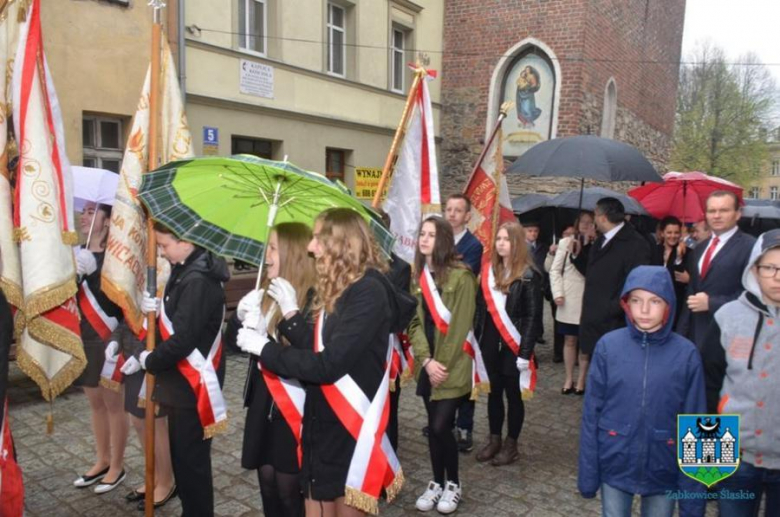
[515,65,542,127]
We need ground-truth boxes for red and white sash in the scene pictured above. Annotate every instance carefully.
[99,347,126,392]
[315,311,403,515]
[138,304,227,437]
[78,282,119,342]
[389,333,414,390]
[0,401,24,517]
[419,265,489,399]
[481,265,537,400]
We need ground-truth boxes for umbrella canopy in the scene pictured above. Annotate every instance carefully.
[72,166,119,212]
[547,187,648,216]
[511,193,550,214]
[742,203,780,221]
[137,155,394,267]
[628,171,743,223]
[506,135,662,183]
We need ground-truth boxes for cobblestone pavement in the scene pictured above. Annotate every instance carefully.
[10,310,720,516]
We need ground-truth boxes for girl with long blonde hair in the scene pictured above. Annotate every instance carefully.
[473,221,543,466]
[234,222,317,516]
[237,208,411,517]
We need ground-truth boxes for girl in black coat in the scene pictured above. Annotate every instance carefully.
[473,222,542,466]
[237,208,412,516]
[233,222,317,517]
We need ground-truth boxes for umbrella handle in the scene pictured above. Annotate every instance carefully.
[85,208,98,249]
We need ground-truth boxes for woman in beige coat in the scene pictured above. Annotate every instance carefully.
[549,212,595,395]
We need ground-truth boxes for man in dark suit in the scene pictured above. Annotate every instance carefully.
[444,194,482,452]
[677,191,755,350]
[445,194,483,275]
[524,221,550,345]
[572,198,653,370]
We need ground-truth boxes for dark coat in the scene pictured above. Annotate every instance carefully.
[387,252,412,293]
[474,268,543,377]
[577,266,706,517]
[676,230,755,350]
[653,244,688,324]
[572,223,653,355]
[145,248,230,409]
[456,230,483,275]
[259,268,415,501]
[0,290,12,429]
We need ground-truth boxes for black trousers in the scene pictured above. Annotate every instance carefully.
[388,380,401,452]
[455,399,474,432]
[167,405,214,517]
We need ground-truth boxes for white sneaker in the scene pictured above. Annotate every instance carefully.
[436,481,462,514]
[415,481,443,512]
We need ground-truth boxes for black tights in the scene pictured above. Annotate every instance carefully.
[422,395,466,485]
[487,374,525,440]
[258,465,304,517]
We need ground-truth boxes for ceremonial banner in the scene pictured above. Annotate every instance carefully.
[12,0,85,400]
[465,115,514,263]
[383,69,440,263]
[102,40,192,335]
[0,1,22,316]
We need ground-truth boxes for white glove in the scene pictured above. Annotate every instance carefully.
[268,278,299,316]
[141,291,160,315]
[237,327,270,356]
[237,289,263,322]
[104,341,119,361]
[139,350,151,370]
[516,357,530,373]
[75,248,98,276]
[120,356,141,375]
[242,303,268,334]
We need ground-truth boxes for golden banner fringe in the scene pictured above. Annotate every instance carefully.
[521,389,535,402]
[101,277,144,336]
[23,278,76,319]
[470,382,491,401]
[17,0,28,22]
[61,231,79,246]
[0,277,23,310]
[385,468,404,502]
[344,486,379,516]
[203,418,228,440]
[16,346,85,402]
[26,313,84,358]
[99,377,122,393]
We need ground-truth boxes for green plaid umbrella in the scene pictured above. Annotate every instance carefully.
[137,155,394,268]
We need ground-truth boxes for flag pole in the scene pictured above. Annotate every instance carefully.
[371,66,426,209]
[144,2,164,515]
[462,102,513,193]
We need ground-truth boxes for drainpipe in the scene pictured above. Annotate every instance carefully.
[178,0,186,104]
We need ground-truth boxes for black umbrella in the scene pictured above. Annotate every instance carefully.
[547,187,648,216]
[511,193,550,214]
[739,200,780,236]
[506,135,662,182]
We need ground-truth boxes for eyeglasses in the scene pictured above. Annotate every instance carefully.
[756,264,780,279]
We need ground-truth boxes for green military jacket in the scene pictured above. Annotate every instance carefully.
[409,267,476,401]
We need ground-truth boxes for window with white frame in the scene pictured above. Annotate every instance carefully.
[83,116,124,173]
[390,27,406,93]
[772,186,779,200]
[772,160,780,176]
[238,0,266,55]
[750,186,760,199]
[327,3,346,76]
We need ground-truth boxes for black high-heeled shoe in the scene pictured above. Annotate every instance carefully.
[125,489,145,502]
[137,485,178,511]
[574,388,585,396]
[561,386,575,395]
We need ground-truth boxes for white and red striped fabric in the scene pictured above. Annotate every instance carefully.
[389,333,414,389]
[260,366,305,467]
[315,311,403,515]
[419,265,489,399]
[99,346,125,392]
[78,282,119,343]
[481,264,537,399]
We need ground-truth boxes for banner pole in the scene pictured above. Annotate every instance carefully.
[462,102,512,193]
[144,4,163,516]
[371,67,425,209]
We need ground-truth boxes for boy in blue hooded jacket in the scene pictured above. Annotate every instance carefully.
[578,265,706,517]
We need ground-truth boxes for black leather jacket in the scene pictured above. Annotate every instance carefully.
[474,268,543,361]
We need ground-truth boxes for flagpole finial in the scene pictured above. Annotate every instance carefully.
[148,0,166,8]
[499,101,515,118]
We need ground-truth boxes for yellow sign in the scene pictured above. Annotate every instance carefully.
[354,167,387,200]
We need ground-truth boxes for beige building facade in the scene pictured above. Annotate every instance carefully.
[747,128,780,201]
[43,0,444,195]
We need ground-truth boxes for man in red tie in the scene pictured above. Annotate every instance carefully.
[677,191,755,350]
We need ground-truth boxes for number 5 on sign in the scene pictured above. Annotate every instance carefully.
[203,126,219,146]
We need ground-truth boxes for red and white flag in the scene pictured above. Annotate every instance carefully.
[383,68,440,263]
[12,0,85,400]
[464,119,514,264]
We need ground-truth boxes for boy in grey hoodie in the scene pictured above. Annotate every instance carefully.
[703,229,780,517]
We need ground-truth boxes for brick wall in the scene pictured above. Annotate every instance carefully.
[440,0,686,197]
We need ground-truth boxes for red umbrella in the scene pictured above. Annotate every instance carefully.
[628,171,743,223]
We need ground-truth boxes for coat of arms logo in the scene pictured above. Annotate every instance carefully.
[678,414,740,488]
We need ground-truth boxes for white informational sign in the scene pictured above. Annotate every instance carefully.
[239,59,274,99]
